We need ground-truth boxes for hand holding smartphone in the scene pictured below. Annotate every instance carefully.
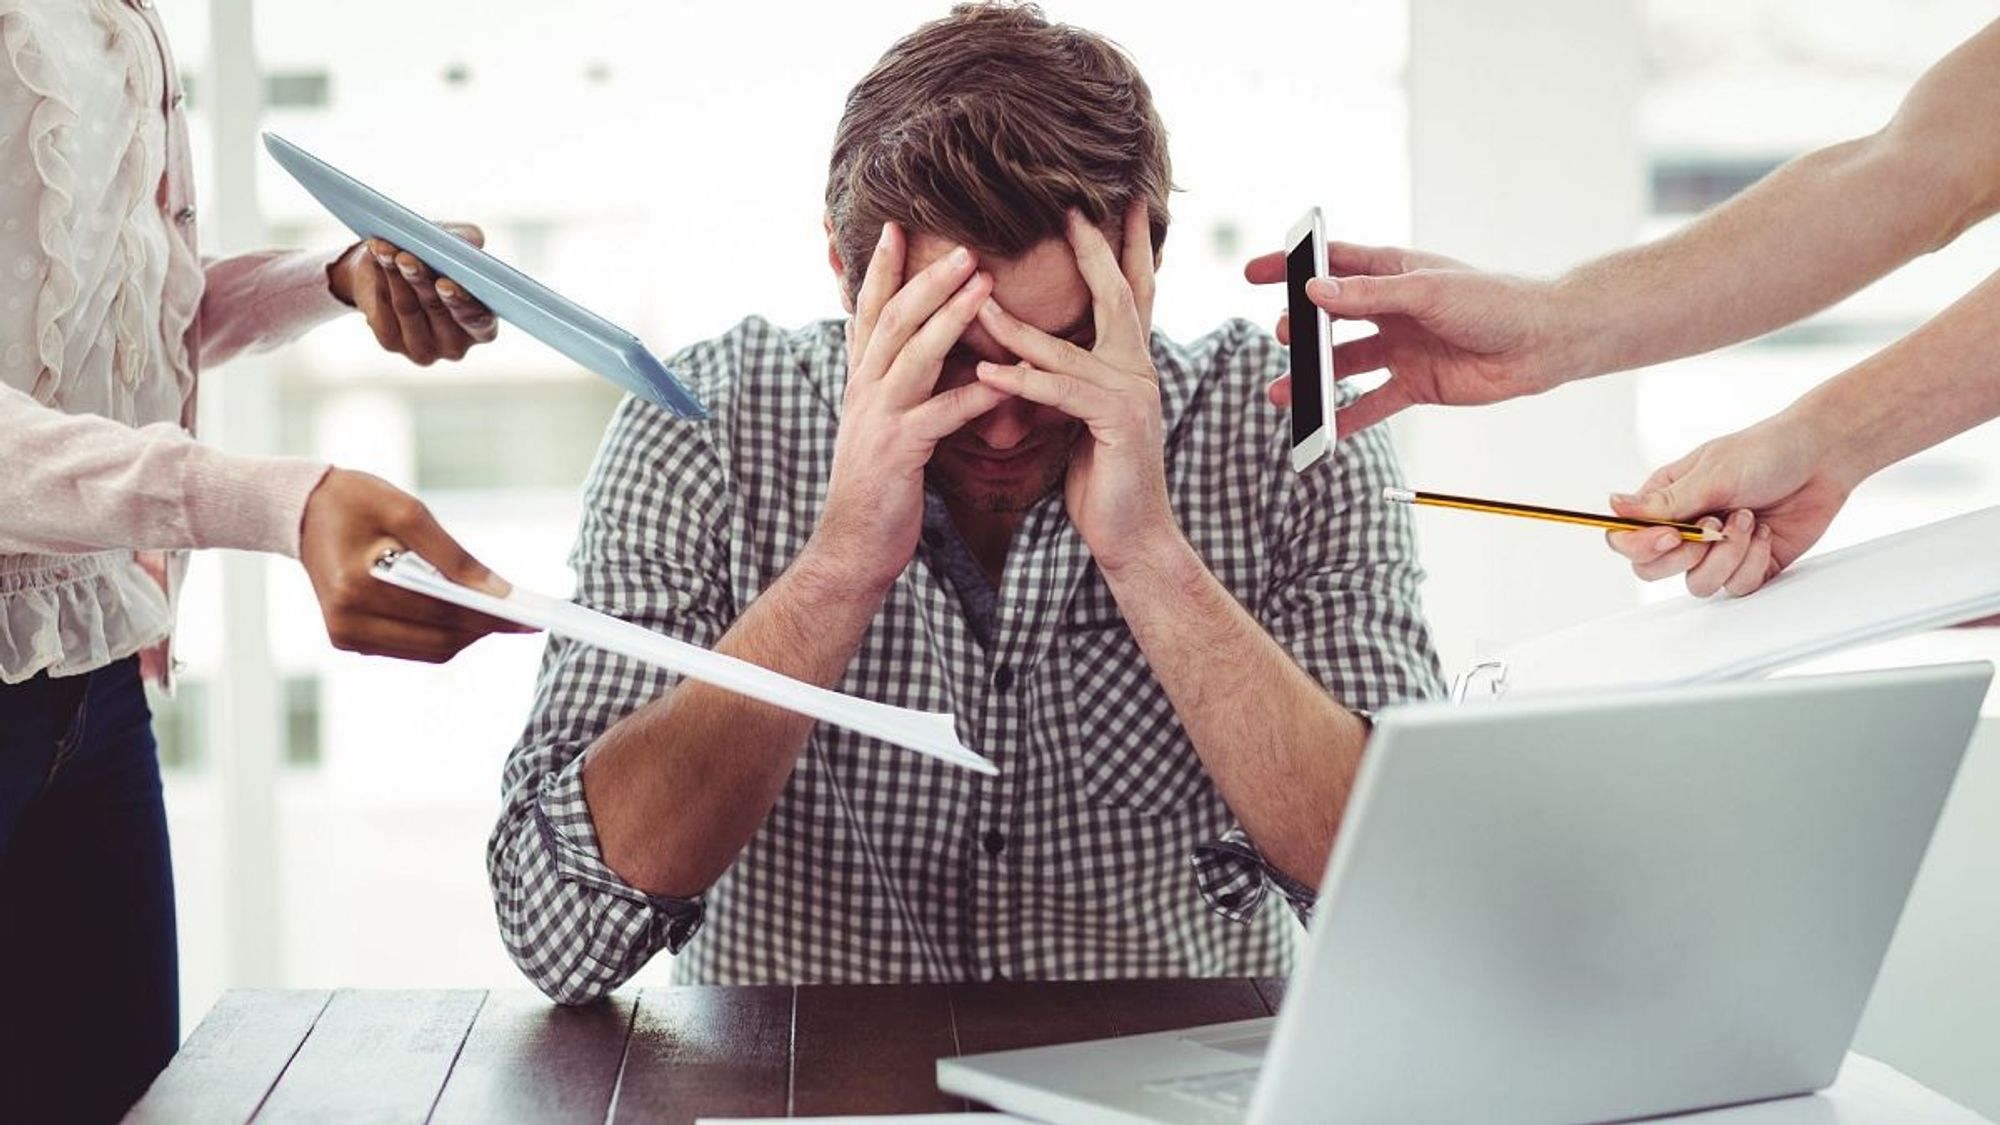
[1286,207,1338,471]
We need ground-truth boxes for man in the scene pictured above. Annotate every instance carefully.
[490,2,1441,1002]
[1246,16,2000,598]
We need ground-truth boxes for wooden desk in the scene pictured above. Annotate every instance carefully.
[126,978,1286,1123]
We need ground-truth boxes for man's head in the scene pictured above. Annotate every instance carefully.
[825,2,1172,515]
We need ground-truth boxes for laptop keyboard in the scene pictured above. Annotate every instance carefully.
[1144,1066,1262,1111]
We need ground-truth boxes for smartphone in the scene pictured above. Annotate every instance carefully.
[1285,206,1338,472]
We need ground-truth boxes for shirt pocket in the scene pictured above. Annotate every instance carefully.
[1059,620,1214,817]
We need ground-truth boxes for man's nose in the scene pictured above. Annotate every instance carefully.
[973,396,1035,450]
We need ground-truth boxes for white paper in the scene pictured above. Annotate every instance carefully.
[375,553,995,775]
[1483,505,2000,698]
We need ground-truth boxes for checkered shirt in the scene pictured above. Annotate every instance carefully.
[489,316,1444,1002]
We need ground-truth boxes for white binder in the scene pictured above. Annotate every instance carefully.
[1453,505,2000,702]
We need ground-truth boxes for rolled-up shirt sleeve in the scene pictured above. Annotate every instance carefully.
[488,386,736,1004]
[1192,364,1446,924]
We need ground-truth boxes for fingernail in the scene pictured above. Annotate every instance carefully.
[950,246,971,266]
[1306,277,1340,300]
[980,297,1000,317]
[1610,492,1638,507]
[374,253,394,269]
[1654,531,1679,552]
[1730,509,1753,532]
[1757,523,1773,542]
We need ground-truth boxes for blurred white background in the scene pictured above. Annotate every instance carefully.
[150,0,2000,1115]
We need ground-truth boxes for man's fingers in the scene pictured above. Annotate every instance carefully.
[908,380,1014,441]
[1332,382,1413,439]
[976,298,1095,380]
[1119,199,1156,330]
[1064,209,1140,352]
[1275,310,1290,346]
[974,360,1113,422]
[881,271,992,402]
[1245,241,1434,286]
[1305,272,1436,320]
[851,222,906,369]
[1332,334,1389,378]
[1244,251,1286,285]
[858,242,977,381]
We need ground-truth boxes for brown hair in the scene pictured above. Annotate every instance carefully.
[825,2,1172,301]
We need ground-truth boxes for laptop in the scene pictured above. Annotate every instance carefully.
[937,664,1990,1124]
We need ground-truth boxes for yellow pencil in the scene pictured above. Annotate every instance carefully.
[1382,487,1726,542]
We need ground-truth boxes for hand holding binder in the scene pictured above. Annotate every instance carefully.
[1460,505,2000,700]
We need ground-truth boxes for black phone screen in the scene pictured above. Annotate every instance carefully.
[1287,234,1326,447]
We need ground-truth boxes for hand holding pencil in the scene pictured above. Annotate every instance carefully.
[1394,410,1853,599]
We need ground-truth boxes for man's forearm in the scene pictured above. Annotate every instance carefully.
[580,545,889,897]
[1795,264,2000,488]
[1553,20,2000,381]
[1101,533,1368,887]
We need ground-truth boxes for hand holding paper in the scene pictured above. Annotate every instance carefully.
[373,552,995,775]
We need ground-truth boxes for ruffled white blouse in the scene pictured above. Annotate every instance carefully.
[1,0,343,685]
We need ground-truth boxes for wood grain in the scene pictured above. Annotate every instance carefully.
[123,990,331,1125]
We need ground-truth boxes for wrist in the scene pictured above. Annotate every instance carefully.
[1538,273,1615,385]
[1094,521,1201,592]
[1786,374,1885,492]
[325,244,360,308]
[791,535,899,610]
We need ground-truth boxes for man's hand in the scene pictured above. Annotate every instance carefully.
[974,202,1175,573]
[1603,411,1854,597]
[812,222,1013,591]
[1242,243,1572,437]
[329,224,499,366]
[298,468,533,662]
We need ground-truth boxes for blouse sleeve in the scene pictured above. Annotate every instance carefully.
[197,248,353,371]
[0,379,329,559]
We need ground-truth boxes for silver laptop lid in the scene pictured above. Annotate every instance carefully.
[1257,662,1990,1124]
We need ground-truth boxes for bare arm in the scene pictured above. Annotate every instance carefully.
[578,222,1009,898]
[1563,17,2000,376]
[580,549,886,896]
[1100,536,1367,886]
[1244,17,2000,432]
[1605,262,2000,596]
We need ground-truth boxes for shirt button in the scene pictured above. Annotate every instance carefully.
[981,830,1007,856]
[991,665,1015,692]
[170,91,186,110]
[174,205,196,224]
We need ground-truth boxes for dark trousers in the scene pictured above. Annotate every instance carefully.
[0,657,177,1125]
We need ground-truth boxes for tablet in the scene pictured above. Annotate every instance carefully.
[264,132,708,419]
